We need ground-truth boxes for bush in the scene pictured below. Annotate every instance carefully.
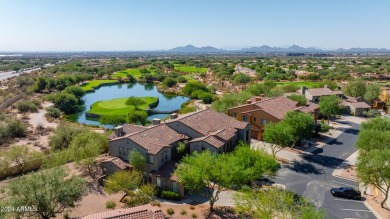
[199,92,214,104]
[17,100,39,113]
[161,190,181,201]
[180,208,187,215]
[233,73,251,84]
[105,200,116,209]
[53,93,78,114]
[166,208,175,215]
[182,81,208,96]
[192,213,198,218]
[179,105,196,114]
[45,107,61,119]
[177,76,187,83]
[189,205,195,210]
[64,86,85,99]
[163,77,177,87]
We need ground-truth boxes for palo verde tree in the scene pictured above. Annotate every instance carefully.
[356,117,390,208]
[175,145,279,211]
[128,149,146,172]
[1,167,86,219]
[283,111,316,147]
[234,188,325,219]
[319,95,343,124]
[262,122,294,157]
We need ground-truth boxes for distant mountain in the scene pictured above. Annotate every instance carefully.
[168,45,223,53]
[167,45,390,54]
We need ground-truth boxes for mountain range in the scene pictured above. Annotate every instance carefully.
[168,44,390,53]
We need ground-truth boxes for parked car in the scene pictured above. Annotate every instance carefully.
[330,187,361,200]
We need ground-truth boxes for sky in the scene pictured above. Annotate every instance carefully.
[0,0,389,51]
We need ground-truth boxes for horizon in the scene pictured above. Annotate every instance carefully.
[1,0,390,51]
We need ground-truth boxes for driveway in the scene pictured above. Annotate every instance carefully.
[274,118,376,219]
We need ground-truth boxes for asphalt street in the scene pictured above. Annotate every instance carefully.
[275,121,377,219]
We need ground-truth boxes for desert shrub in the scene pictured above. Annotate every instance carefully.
[177,76,188,83]
[189,205,195,210]
[161,190,180,201]
[17,100,39,113]
[192,213,198,218]
[180,209,187,215]
[182,81,208,96]
[105,200,116,209]
[179,105,196,114]
[233,73,251,84]
[45,107,61,119]
[163,77,177,87]
[166,208,175,215]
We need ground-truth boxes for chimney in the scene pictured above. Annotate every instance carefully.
[300,86,307,95]
[170,113,178,119]
[152,118,161,125]
[246,100,252,104]
[114,126,123,137]
[255,97,262,102]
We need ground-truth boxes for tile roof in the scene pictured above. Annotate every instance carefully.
[129,124,187,155]
[306,88,343,97]
[101,157,131,170]
[252,96,299,120]
[81,204,164,219]
[298,102,319,113]
[190,135,225,148]
[150,162,179,181]
[170,109,248,135]
[108,124,148,140]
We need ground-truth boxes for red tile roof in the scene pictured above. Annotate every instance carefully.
[171,109,248,135]
[100,157,131,170]
[81,204,164,219]
[250,96,299,120]
[298,102,319,113]
[108,124,148,140]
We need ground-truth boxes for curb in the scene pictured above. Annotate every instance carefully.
[363,201,383,219]
[331,173,359,183]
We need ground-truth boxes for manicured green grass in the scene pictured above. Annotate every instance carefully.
[113,69,143,79]
[276,81,322,88]
[174,64,207,73]
[87,96,158,116]
[80,80,117,91]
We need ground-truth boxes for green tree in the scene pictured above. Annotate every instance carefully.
[0,145,43,175]
[361,117,390,131]
[128,150,146,172]
[68,132,108,181]
[126,97,146,110]
[287,94,307,106]
[64,85,85,99]
[126,184,156,207]
[342,79,366,97]
[2,168,86,219]
[99,115,127,126]
[357,149,390,208]
[234,188,325,219]
[34,77,48,92]
[53,93,78,114]
[364,84,381,103]
[284,111,316,147]
[162,77,177,87]
[49,122,87,151]
[233,73,251,84]
[128,110,148,125]
[176,142,186,154]
[319,95,343,124]
[104,171,142,196]
[263,122,295,157]
[182,81,208,96]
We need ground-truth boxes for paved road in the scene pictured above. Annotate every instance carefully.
[0,67,41,81]
[275,121,377,219]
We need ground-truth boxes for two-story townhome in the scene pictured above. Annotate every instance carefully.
[106,109,251,197]
[227,96,318,140]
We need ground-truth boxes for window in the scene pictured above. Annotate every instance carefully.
[172,182,178,193]
[119,147,123,155]
[157,177,161,187]
[261,119,267,126]
[253,117,256,122]
[147,155,154,164]
[242,116,248,121]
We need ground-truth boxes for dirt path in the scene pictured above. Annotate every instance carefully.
[28,102,58,129]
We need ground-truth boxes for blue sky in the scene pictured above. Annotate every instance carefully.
[0,0,389,51]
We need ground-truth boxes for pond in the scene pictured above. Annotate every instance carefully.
[73,83,189,126]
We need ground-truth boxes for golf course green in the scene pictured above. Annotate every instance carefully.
[86,96,158,117]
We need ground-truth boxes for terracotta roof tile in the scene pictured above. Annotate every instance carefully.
[100,157,131,170]
[108,124,148,139]
[298,102,319,113]
[251,96,299,120]
[171,109,248,135]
